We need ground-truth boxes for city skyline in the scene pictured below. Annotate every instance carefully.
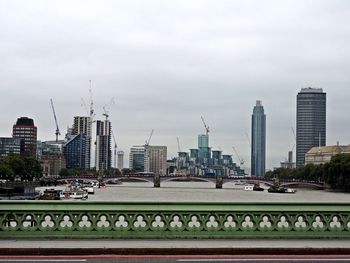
[1,1,350,170]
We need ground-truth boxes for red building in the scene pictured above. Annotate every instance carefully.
[12,117,37,157]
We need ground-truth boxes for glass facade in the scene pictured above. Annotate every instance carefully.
[296,88,326,167]
[63,134,89,169]
[251,100,266,176]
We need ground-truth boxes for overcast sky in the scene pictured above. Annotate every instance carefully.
[1,0,350,171]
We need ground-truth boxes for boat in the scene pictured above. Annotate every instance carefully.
[61,189,88,199]
[253,183,264,191]
[244,184,254,191]
[83,187,94,195]
[268,184,296,194]
[39,188,63,200]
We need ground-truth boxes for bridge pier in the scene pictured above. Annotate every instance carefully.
[154,174,160,188]
[216,176,223,189]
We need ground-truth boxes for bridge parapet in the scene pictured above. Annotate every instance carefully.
[0,201,349,239]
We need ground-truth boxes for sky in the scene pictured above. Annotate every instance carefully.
[1,0,350,171]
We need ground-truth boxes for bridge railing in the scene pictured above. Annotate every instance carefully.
[0,201,349,239]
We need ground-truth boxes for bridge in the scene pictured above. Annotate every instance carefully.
[0,201,349,239]
[56,175,325,189]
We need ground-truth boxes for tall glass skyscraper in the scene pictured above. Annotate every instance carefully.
[296,88,326,167]
[251,100,266,176]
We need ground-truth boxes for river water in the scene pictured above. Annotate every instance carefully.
[37,182,350,202]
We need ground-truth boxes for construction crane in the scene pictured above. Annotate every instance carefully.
[89,80,95,121]
[177,137,181,152]
[291,127,296,151]
[50,98,61,142]
[232,146,244,166]
[111,129,118,168]
[145,129,154,146]
[102,97,115,120]
[201,116,210,135]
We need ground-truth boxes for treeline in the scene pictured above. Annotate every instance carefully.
[0,154,42,181]
[265,153,350,192]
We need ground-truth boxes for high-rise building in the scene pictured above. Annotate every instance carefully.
[251,100,266,176]
[0,137,21,157]
[296,88,326,167]
[12,117,37,157]
[117,151,124,170]
[144,145,167,175]
[72,116,91,168]
[129,146,145,172]
[95,120,111,172]
[198,134,210,163]
[63,134,89,169]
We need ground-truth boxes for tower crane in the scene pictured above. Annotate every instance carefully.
[50,98,61,142]
[145,129,154,146]
[232,146,244,166]
[177,137,181,152]
[111,129,118,168]
[201,116,210,135]
[89,80,96,121]
[291,127,296,152]
[102,97,115,120]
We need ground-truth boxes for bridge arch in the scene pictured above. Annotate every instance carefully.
[117,176,153,184]
[161,176,216,184]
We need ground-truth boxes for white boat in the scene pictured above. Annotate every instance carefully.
[83,187,94,195]
[286,188,296,193]
[244,185,254,191]
[61,189,88,199]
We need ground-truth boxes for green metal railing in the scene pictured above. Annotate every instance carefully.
[0,201,350,239]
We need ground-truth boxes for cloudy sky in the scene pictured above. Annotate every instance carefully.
[1,0,350,171]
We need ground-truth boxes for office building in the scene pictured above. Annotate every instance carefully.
[296,88,326,167]
[0,137,21,157]
[72,116,91,168]
[117,151,124,170]
[198,134,211,163]
[251,100,266,176]
[12,117,37,157]
[144,145,167,175]
[129,146,145,172]
[63,134,89,169]
[95,120,111,172]
[280,151,296,169]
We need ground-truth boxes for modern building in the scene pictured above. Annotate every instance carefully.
[72,116,92,168]
[305,144,347,165]
[144,145,167,175]
[251,100,266,176]
[12,117,37,157]
[198,134,211,163]
[129,146,145,172]
[280,151,296,169]
[296,88,326,167]
[63,134,89,169]
[117,151,124,170]
[0,137,21,157]
[95,120,112,172]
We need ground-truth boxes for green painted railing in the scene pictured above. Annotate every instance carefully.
[0,201,350,239]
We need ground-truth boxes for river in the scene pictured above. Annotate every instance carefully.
[37,181,350,202]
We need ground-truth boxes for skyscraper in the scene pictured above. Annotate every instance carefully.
[72,116,91,168]
[12,117,37,157]
[144,145,167,175]
[95,120,111,172]
[251,100,266,176]
[117,151,124,170]
[129,146,145,172]
[296,87,326,167]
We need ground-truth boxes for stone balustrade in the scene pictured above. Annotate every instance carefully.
[0,201,349,238]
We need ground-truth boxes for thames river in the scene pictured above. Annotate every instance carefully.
[37,182,350,202]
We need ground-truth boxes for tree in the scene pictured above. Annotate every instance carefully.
[0,164,14,181]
